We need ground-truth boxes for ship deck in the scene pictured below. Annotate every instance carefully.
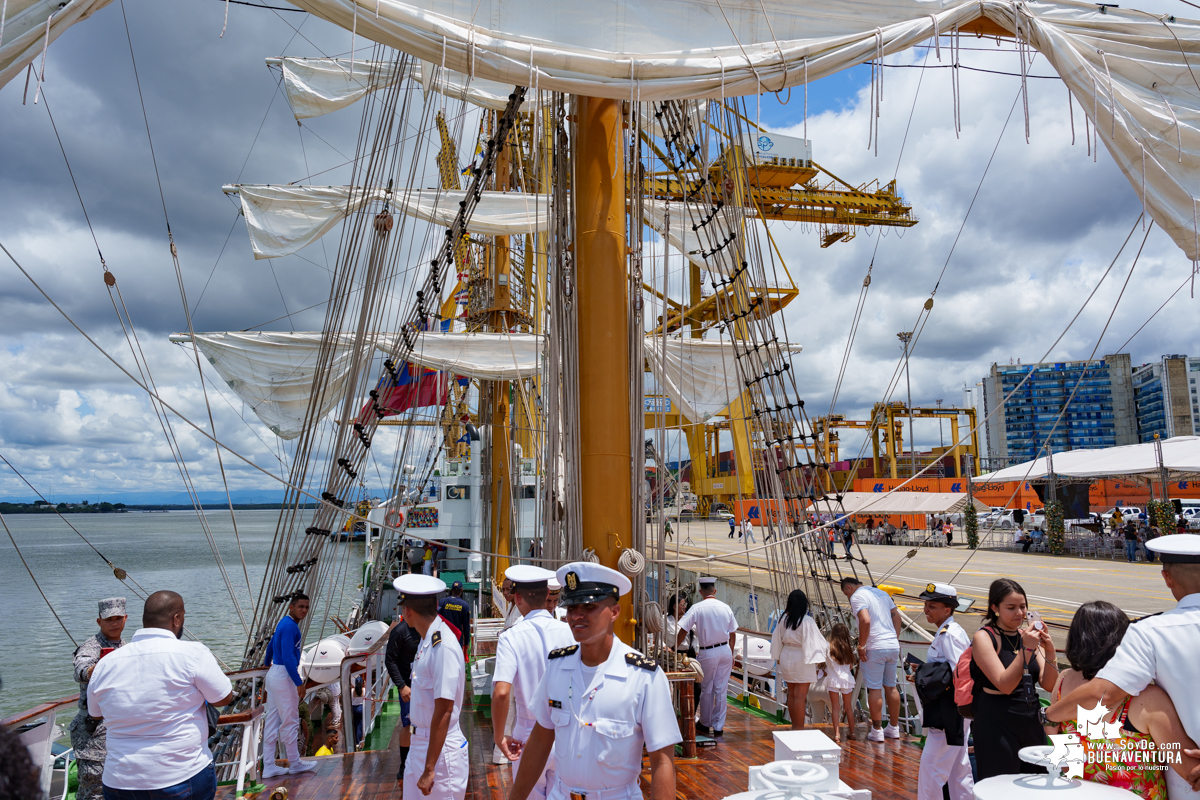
[219,697,920,800]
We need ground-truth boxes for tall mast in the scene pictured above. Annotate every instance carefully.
[575,97,635,643]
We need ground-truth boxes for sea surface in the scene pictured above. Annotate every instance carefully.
[0,509,364,719]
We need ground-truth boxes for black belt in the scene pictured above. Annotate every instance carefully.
[700,642,728,650]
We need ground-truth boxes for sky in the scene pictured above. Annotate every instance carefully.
[1,0,1197,500]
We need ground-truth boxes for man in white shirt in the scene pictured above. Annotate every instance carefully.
[840,576,902,742]
[677,576,738,737]
[87,591,233,799]
[1047,534,1200,798]
[492,565,575,800]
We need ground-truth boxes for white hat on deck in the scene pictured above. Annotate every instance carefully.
[547,576,562,591]
[393,573,446,601]
[505,565,556,585]
[698,576,718,587]
[556,562,632,606]
[1147,533,1200,563]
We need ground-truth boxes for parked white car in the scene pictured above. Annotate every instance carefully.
[1100,506,1143,522]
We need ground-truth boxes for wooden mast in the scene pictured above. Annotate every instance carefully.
[575,96,635,643]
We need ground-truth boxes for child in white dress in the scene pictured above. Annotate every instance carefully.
[824,623,858,742]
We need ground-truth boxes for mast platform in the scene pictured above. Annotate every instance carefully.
[218,699,922,799]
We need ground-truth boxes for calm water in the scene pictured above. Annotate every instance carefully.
[0,510,363,718]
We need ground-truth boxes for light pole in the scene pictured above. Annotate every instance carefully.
[898,332,915,479]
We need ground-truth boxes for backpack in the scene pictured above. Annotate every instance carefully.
[953,646,975,718]
[954,626,998,718]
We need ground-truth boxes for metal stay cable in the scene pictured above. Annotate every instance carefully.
[945,221,1152,582]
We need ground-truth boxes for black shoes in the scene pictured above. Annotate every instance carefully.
[713,730,723,736]
[695,723,711,735]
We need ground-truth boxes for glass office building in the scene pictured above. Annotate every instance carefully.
[1132,355,1198,442]
[982,354,1136,464]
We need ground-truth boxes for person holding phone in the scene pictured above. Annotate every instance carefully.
[69,597,128,800]
[970,579,1058,780]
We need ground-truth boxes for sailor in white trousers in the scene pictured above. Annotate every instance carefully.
[262,594,317,778]
[915,584,973,800]
[492,565,574,800]
[678,577,738,736]
[395,573,469,800]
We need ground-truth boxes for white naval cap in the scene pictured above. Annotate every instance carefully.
[556,562,632,606]
[547,576,562,591]
[505,565,556,585]
[919,582,959,603]
[393,573,446,602]
[1147,533,1200,563]
[698,576,718,587]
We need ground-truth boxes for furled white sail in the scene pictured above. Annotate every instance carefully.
[180,331,369,440]
[0,0,114,90]
[274,57,408,119]
[646,338,803,423]
[179,330,787,436]
[405,332,542,380]
[286,0,1200,261]
[643,200,752,277]
[226,185,551,259]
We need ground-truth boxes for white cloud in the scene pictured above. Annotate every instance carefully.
[1,2,1197,495]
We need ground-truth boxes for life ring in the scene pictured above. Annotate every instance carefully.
[385,507,403,529]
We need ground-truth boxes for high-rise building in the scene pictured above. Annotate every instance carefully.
[982,354,1136,464]
[1132,355,1198,441]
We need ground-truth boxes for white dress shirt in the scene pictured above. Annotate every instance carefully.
[87,627,232,790]
[532,638,681,793]
[677,597,738,649]
[409,615,466,739]
[493,609,574,741]
[927,618,971,666]
[1097,593,1200,744]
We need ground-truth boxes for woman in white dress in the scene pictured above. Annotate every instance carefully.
[770,590,829,730]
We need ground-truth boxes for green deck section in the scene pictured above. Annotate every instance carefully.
[363,686,403,752]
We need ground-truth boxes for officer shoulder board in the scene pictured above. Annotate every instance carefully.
[548,644,579,659]
[1132,612,1163,624]
[431,631,442,646]
[625,652,657,671]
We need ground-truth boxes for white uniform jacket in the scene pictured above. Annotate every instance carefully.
[531,638,681,794]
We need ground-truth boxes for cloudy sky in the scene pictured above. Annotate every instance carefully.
[1,0,1196,500]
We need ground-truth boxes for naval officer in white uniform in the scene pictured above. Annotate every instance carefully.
[493,565,575,800]
[394,573,469,800]
[1047,534,1200,799]
[915,583,973,800]
[507,562,681,800]
[677,576,738,736]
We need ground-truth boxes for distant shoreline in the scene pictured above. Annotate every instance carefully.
[0,502,318,514]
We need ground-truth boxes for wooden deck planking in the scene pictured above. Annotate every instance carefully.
[222,700,922,799]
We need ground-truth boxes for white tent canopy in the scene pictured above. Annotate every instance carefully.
[285,0,1200,262]
[975,436,1200,483]
[822,491,990,516]
[225,185,551,259]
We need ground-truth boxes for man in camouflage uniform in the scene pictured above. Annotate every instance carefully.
[69,597,127,800]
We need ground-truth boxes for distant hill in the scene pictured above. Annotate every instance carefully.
[0,489,289,505]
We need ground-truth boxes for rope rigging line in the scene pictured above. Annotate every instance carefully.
[1,509,78,647]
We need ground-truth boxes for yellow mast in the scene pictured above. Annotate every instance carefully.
[575,97,635,643]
